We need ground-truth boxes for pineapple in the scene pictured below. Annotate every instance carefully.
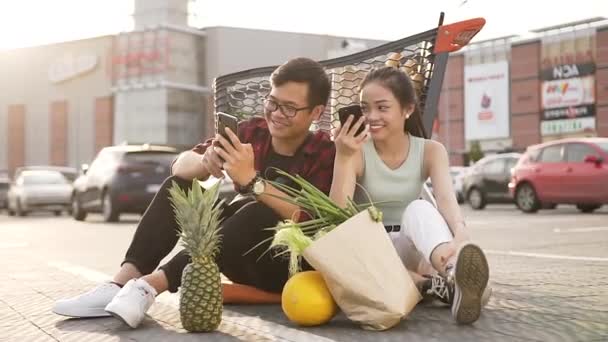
[168,179,224,332]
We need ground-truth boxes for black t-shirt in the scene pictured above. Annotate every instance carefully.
[262,149,299,190]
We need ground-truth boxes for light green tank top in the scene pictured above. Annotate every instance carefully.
[354,134,426,225]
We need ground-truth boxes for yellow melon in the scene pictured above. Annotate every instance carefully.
[281,271,338,326]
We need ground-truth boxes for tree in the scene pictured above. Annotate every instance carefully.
[469,140,484,164]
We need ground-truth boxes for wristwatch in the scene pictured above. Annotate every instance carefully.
[236,174,266,196]
[252,177,266,196]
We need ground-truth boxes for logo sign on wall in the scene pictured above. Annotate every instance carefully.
[540,29,596,135]
[48,53,98,83]
[541,63,595,122]
[464,61,510,141]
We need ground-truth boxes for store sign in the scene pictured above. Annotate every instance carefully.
[540,63,595,80]
[464,61,510,140]
[48,54,98,83]
[540,30,596,135]
[541,75,595,111]
[541,117,595,136]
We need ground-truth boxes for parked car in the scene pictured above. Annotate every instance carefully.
[7,169,73,216]
[424,166,468,204]
[72,144,178,222]
[463,153,522,210]
[0,176,9,210]
[12,166,78,182]
[509,138,608,213]
[450,166,468,203]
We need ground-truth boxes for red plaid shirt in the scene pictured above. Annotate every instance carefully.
[190,117,336,220]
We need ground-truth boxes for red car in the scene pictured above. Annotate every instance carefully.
[509,138,608,213]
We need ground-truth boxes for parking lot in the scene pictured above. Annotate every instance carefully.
[1,204,607,341]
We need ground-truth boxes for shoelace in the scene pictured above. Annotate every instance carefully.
[427,275,450,302]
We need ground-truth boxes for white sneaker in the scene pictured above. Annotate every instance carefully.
[104,278,157,328]
[53,282,121,317]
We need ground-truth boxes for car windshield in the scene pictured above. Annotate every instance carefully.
[22,171,68,185]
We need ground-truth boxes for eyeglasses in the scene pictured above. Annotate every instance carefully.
[263,97,311,118]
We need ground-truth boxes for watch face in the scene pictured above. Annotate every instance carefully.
[253,179,265,195]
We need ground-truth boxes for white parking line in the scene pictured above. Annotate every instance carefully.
[48,261,337,342]
[553,227,608,233]
[485,250,608,262]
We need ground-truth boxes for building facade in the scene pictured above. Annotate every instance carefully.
[0,35,114,175]
[436,21,608,166]
[0,0,384,175]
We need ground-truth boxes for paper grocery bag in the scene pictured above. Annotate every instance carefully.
[303,210,422,331]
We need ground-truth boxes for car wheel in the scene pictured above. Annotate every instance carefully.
[72,194,87,221]
[102,191,119,222]
[456,192,465,204]
[8,209,14,216]
[54,210,62,216]
[468,188,486,210]
[576,204,601,213]
[516,183,540,213]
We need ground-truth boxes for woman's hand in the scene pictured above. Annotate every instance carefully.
[334,115,368,159]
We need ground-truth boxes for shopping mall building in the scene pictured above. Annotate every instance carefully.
[0,0,384,175]
[435,18,608,165]
[0,1,606,174]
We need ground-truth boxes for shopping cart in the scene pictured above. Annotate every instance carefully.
[213,13,485,139]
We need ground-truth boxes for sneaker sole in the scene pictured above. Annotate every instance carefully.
[452,243,489,325]
[52,307,112,318]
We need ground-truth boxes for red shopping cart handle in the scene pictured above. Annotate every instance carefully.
[435,18,486,53]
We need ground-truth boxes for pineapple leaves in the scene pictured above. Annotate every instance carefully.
[169,180,224,260]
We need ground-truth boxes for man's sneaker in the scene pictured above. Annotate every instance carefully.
[52,282,121,317]
[451,243,489,325]
[104,278,157,328]
[420,274,454,305]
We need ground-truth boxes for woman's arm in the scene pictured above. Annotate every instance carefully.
[329,151,363,208]
[424,141,470,242]
[329,115,368,208]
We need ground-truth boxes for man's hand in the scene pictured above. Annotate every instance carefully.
[201,140,225,179]
[172,150,211,181]
[214,127,256,186]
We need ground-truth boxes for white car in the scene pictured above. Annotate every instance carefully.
[7,170,73,216]
[450,166,468,203]
[424,166,468,204]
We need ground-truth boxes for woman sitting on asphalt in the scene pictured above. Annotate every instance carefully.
[329,66,490,324]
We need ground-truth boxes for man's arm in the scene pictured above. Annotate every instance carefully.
[171,139,224,181]
[171,150,211,181]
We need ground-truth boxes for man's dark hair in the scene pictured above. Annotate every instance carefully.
[270,58,331,108]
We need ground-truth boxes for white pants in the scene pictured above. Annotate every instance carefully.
[389,200,453,272]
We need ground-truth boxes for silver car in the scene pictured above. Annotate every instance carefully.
[7,170,73,216]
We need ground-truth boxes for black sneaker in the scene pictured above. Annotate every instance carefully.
[451,243,490,325]
[420,273,454,305]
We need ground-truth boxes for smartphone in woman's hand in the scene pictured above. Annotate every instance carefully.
[338,105,365,136]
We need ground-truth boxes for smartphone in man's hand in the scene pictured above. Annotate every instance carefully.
[338,104,365,136]
[217,112,239,146]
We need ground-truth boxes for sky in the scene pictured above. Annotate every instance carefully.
[0,0,606,51]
